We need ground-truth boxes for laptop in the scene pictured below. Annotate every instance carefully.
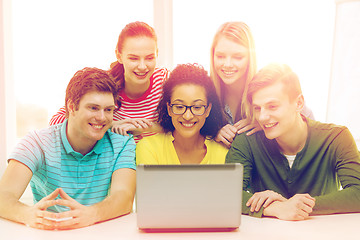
[136,163,243,231]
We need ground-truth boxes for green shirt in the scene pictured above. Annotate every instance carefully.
[226,118,360,217]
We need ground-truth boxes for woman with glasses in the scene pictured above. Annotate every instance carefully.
[136,63,228,165]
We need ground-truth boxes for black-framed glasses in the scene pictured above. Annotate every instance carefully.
[169,104,208,116]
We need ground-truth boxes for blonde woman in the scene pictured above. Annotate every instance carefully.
[210,22,313,147]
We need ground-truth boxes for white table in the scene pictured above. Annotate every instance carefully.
[1,213,359,240]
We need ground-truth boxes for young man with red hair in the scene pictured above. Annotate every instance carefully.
[0,67,136,229]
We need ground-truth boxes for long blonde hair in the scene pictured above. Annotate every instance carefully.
[210,22,257,121]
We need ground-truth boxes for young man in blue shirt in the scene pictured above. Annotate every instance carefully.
[0,67,136,229]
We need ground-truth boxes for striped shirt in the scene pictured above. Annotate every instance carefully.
[49,68,169,143]
[9,120,136,212]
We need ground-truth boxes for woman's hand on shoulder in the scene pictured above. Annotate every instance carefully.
[215,124,238,148]
[111,118,153,136]
[234,118,262,136]
[215,118,262,148]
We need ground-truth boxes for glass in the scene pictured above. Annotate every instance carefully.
[169,104,208,116]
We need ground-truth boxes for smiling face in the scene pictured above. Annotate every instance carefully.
[213,36,249,86]
[167,84,212,140]
[117,36,157,88]
[67,91,115,148]
[252,81,301,140]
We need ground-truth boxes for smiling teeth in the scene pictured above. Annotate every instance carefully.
[92,125,103,129]
[182,123,195,127]
[223,70,236,75]
[264,123,277,128]
[136,72,147,76]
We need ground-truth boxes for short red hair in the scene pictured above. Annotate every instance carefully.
[65,67,118,117]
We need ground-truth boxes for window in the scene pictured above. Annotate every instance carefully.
[173,0,335,122]
[12,0,153,137]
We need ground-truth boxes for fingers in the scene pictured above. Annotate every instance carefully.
[26,210,58,230]
[57,188,75,201]
[293,194,316,213]
[236,122,262,136]
[54,217,81,230]
[246,125,262,136]
[233,119,250,129]
[133,119,152,129]
[216,125,237,147]
[247,191,287,212]
[247,195,265,212]
[112,119,153,136]
[112,126,129,136]
[263,197,276,209]
[55,199,78,210]
[246,191,268,212]
[42,188,60,201]
[36,189,62,210]
[302,194,316,208]
[215,135,231,148]
[37,199,58,211]
[34,210,78,230]
[284,194,315,220]
[237,124,254,135]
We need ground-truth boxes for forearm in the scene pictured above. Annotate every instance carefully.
[91,190,134,223]
[0,190,30,224]
[0,161,34,225]
[312,186,360,215]
[90,168,136,223]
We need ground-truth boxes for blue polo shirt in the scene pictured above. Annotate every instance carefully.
[9,120,136,212]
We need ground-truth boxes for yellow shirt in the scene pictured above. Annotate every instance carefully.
[136,132,228,165]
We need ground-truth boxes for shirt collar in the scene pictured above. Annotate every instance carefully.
[61,119,105,157]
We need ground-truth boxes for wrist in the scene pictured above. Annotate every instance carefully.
[263,200,282,217]
[88,205,101,224]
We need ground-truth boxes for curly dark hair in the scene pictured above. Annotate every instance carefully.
[157,63,226,139]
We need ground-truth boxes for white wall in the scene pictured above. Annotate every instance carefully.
[327,0,360,148]
[1,0,16,177]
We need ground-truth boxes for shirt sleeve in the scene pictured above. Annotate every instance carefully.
[8,131,44,173]
[312,127,360,215]
[225,133,263,218]
[49,106,66,126]
[114,135,136,171]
